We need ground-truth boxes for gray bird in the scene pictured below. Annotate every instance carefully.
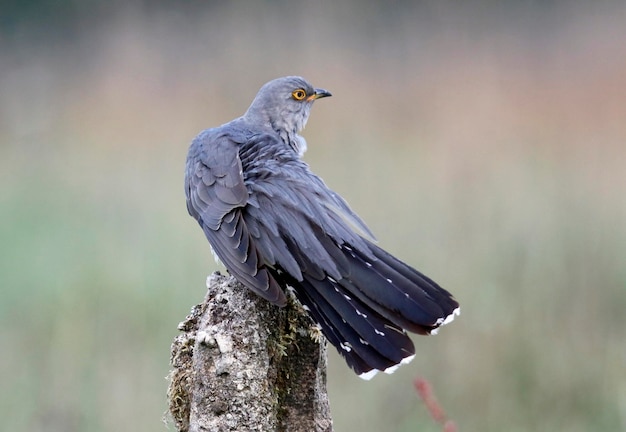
[185,76,459,379]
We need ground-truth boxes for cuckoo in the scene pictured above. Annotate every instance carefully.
[185,76,459,379]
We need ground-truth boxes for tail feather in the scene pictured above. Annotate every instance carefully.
[282,277,374,374]
[274,240,459,378]
[305,276,415,363]
[344,241,458,332]
[367,241,459,319]
[337,276,431,335]
[287,275,414,376]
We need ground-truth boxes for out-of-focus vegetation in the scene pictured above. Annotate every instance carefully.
[1,2,625,431]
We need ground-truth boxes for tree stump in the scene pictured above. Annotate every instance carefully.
[167,271,333,432]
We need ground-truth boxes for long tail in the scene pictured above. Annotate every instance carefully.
[278,240,459,379]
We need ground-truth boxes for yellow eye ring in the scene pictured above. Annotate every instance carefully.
[292,89,307,100]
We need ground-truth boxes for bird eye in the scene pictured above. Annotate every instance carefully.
[292,89,307,100]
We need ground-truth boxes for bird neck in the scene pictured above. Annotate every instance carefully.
[242,112,308,158]
[279,128,308,157]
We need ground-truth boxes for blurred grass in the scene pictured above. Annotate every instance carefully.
[1,2,625,431]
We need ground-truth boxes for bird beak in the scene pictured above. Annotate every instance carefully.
[307,88,332,101]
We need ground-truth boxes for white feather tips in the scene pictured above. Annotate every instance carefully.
[431,307,461,335]
[357,352,415,380]
[358,369,379,381]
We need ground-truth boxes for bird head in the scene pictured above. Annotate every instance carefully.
[243,76,331,156]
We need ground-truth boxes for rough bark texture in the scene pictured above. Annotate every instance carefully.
[167,271,333,432]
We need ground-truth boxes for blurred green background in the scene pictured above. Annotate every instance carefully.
[1,2,625,431]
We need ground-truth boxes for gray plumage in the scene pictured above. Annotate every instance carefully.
[185,76,459,379]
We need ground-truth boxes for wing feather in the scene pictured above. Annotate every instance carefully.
[185,130,287,306]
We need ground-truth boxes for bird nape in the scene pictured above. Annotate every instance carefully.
[184,76,459,379]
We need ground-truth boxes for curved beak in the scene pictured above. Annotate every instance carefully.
[307,88,332,101]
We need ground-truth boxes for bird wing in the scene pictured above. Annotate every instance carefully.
[234,131,375,277]
[185,129,287,306]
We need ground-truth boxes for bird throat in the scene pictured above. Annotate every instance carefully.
[288,132,308,157]
[274,125,308,157]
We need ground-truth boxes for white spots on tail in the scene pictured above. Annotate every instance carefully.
[384,324,406,335]
[401,354,416,365]
[386,278,393,284]
[383,364,400,375]
[431,307,461,335]
[358,353,416,380]
[445,307,461,324]
[340,341,352,352]
[342,244,357,259]
[435,307,461,327]
[359,369,379,380]
[374,329,385,336]
[356,309,368,318]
